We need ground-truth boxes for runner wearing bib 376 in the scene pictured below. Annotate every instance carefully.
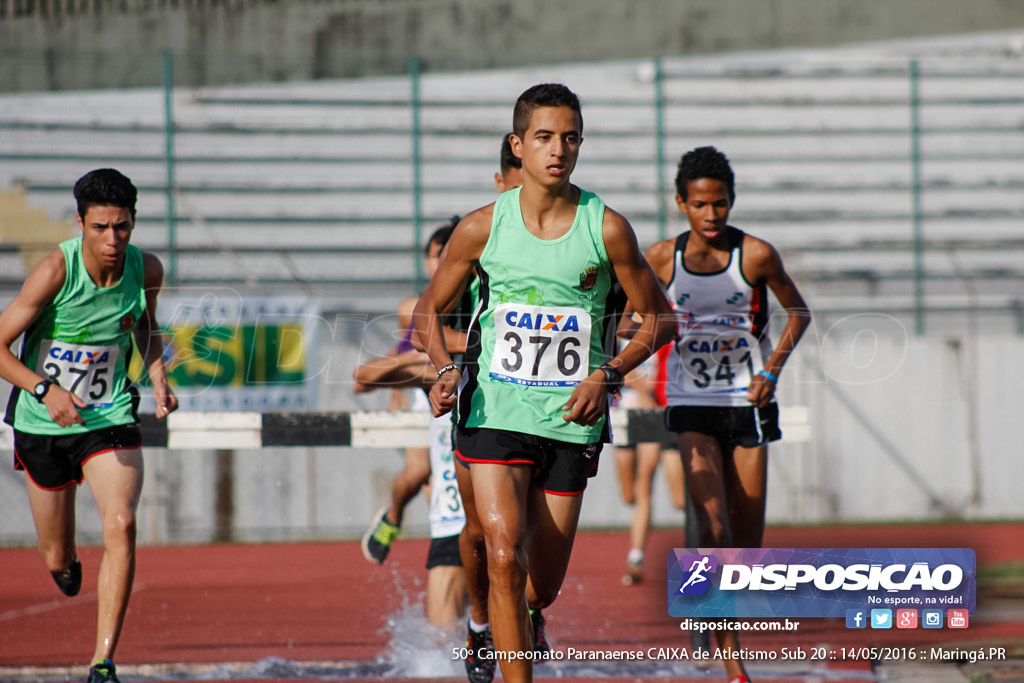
[413,84,673,683]
[631,147,810,683]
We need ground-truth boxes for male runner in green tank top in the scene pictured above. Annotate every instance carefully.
[0,169,177,683]
[413,84,674,683]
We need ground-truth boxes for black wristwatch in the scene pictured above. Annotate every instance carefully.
[598,363,624,394]
[32,378,55,403]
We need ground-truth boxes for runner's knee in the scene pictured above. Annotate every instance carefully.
[485,537,527,589]
[101,509,138,549]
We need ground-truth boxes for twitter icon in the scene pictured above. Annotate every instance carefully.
[870,609,893,629]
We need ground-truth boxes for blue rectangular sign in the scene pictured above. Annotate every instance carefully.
[668,548,975,618]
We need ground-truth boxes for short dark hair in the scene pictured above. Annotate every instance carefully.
[674,146,736,203]
[500,133,521,173]
[425,215,460,255]
[73,168,138,219]
[512,83,582,138]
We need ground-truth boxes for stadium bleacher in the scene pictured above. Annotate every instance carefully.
[1,40,1022,326]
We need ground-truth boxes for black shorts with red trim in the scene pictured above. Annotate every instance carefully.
[454,426,601,496]
[664,402,781,451]
[426,534,463,570]
[14,424,143,490]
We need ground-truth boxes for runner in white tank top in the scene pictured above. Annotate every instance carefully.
[626,147,811,683]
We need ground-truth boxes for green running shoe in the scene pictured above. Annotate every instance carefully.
[361,507,400,564]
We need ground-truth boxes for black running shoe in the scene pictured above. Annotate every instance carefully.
[87,659,120,683]
[464,622,495,683]
[51,558,82,597]
[530,608,550,656]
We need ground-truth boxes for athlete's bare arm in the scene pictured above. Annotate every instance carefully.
[741,235,811,408]
[395,296,419,332]
[412,206,493,417]
[135,252,178,419]
[0,249,88,427]
[561,210,674,426]
[616,238,675,340]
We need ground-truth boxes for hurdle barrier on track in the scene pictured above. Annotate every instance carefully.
[3,407,807,449]
[0,407,810,450]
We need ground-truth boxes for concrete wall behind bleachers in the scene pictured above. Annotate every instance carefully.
[2,0,1024,91]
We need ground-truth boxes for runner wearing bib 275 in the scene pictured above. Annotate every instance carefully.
[631,147,810,683]
[413,84,673,683]
[0,169,177,683]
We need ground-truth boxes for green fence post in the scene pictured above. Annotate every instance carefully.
[162,50,177,288]
[409,56,423,289]
[909,59,924,335]
[654,57,668,242]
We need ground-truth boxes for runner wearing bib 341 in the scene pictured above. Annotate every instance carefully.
[633,147,810,683]
[665,227,771,406]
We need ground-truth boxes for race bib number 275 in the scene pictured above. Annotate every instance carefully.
[489,304,591,387]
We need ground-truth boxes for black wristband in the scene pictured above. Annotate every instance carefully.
[32,378,55,403]
[598,363,624,394]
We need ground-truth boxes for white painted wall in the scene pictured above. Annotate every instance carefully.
[0,327,1018,546]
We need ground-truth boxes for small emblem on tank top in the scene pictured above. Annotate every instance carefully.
[578,266,599,291]
[726,291,745,305]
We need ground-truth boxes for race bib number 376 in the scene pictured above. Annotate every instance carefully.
[489,304,591,387]
[37,340,120,408]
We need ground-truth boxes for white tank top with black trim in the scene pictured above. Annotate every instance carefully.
[664,227,773,407]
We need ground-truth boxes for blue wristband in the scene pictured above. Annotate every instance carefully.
[758,369,778,383]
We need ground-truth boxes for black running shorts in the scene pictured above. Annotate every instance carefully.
[426,534,462,570]
[14,424,143,490]
[454,426,601,496]
[664,402,781,450]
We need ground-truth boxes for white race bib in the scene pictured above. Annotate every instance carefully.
[489,303,591,387]
[428,416,464,538]
[37,340,120,408]
[675,331,763,395]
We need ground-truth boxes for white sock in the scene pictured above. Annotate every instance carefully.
[469,618,489,633]
[627,548,645,565]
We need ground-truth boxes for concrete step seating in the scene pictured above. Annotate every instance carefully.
[1,42,1021,317]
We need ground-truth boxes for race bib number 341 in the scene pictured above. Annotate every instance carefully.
[489,304,591,387]
[37,340,120,408]
[676,332,763,395]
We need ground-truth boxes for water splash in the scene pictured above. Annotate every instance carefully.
[376,600,464,678]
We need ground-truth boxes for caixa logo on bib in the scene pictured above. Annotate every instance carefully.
[667,548,976,618]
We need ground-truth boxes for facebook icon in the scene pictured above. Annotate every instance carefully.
[846,609,866,629]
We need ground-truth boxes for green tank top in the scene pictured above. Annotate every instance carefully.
[7,238,146,435]
[458,186,614,444]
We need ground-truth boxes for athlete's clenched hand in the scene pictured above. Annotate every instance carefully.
[561,373,608,426]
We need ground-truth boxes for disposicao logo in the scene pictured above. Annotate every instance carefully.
[667,548,975,619]
[677,555,718,595]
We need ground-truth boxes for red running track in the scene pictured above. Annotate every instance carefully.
[1,522,1022,682]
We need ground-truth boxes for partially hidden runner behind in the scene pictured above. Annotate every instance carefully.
[352,220,474,627]
[413,83,674,683]
[357,218,460,566]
